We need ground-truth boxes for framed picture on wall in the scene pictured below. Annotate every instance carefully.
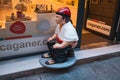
[91,0,99,4]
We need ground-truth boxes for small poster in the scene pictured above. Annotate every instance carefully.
[10,21,26,34]
[86,19,111,36]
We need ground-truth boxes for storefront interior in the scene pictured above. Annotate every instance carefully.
[81,29,112,50]
[80,0,120,50]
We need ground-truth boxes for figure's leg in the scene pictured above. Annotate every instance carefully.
[45,46,71,65]
[42,40,56,58]
[67,48,74,57]
[52,48,67,63]
[47,40,56,54]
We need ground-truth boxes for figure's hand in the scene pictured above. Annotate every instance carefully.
[53,43,61,49]
[47,37,53,42]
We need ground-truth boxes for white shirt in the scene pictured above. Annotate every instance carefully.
[55,21,79,42]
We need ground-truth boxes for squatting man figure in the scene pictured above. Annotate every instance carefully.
[42,7,79,65]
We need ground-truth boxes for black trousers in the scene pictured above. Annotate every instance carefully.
[47,40,73,63]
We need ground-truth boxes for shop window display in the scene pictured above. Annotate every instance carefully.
[0,0,78,29]
[4,0,31,22]
[0,0,79,59]
[0,0,79,35]
[0,0,57,38]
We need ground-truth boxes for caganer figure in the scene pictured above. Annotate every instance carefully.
[42,7,79,65]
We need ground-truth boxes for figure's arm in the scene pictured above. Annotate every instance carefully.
[53,41,78,49]
[53,41,71,48]
[48,33,57,41]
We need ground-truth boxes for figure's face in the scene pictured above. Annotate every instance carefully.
[55,14,64,24]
